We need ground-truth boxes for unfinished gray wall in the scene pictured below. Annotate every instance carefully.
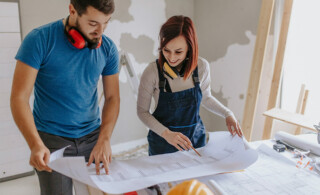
[194,0,262,136]
[19,0,69,38]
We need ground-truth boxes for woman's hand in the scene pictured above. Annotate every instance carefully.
[161,129,192,151]
[226,115,243,137]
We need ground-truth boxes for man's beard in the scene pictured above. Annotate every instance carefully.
[75,18,100,44]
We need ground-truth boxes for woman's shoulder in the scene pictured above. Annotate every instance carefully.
[197,56,210,73]
[143,61,158,75]
[140,60,159,83]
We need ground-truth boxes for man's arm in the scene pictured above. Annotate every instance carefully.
[10,60,52,172]
[87,73,120,175]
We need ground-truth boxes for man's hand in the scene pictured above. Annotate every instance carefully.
[87,139,112,175]
[226,115,243,137]
[88,74,119,175]
[29,144,52,172]
[161,129,192,151]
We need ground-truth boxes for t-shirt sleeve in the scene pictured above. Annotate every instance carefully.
[15,29,46,70]
[102,43,119,76]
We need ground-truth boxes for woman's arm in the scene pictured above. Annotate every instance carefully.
[137,63,168,136]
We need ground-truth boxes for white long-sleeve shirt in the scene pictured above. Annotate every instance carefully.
[137,57,234,136]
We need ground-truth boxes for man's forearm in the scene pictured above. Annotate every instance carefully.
[10,97,44,149]
[98,96,120,142]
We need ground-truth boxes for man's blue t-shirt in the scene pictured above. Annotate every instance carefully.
[15,19,119,138]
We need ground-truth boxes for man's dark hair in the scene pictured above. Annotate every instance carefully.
[70,0,115,16]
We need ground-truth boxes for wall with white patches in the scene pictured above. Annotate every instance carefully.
[16,0,264,144]
[194,0,263,139]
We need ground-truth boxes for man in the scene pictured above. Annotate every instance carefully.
[10,0,119,194]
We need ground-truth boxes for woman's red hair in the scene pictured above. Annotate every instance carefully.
[158,15,198,80]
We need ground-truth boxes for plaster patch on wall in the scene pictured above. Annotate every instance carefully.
[119,33,157,64]
[112,0,134,23]
[106,0,166,67]
[195,0,261,63]
[106,0,194,80]
[106,0,166,83]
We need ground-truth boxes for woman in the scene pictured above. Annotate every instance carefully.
[137,15,242,156]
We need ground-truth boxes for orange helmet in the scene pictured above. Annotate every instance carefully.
[167,179,214,195]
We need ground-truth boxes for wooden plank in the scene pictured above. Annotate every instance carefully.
[263,108,317,132]
[294,90,309,134]
[300,90,309,115]
[294,84,306,135]
[295,84,306,113]
[262,0,294,140]
[242,0,275,141]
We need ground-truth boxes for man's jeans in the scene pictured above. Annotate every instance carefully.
[36,128,100,195]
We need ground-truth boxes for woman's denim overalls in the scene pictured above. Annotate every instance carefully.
[147,60,206,155]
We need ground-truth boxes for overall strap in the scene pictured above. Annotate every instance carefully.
[156,60,172,92]
[192,66,200,86]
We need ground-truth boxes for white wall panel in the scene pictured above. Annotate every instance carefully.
[0,33,21,48]
[0,17,20,32]
[0,121,18,136]
[0,48,18,63]
[0,134,25,150]
[0,160,31,179]
[0,107,13,121]
[0,1,33,181]
[0,146,30,165]
[0,78,12,93]
[0,63,15,78]
[0,2,19,17]
[0,92,10,107]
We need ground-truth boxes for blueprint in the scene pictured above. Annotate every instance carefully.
[48,131,258,194]
[206,144,320,195]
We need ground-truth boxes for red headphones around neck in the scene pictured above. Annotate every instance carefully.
[64,16,102,49]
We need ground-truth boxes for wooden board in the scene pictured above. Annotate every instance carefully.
[262,0,294,139]
[263,108,317,132]
[242,0,275,141]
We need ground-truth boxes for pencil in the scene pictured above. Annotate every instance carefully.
[190,145,201,157]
